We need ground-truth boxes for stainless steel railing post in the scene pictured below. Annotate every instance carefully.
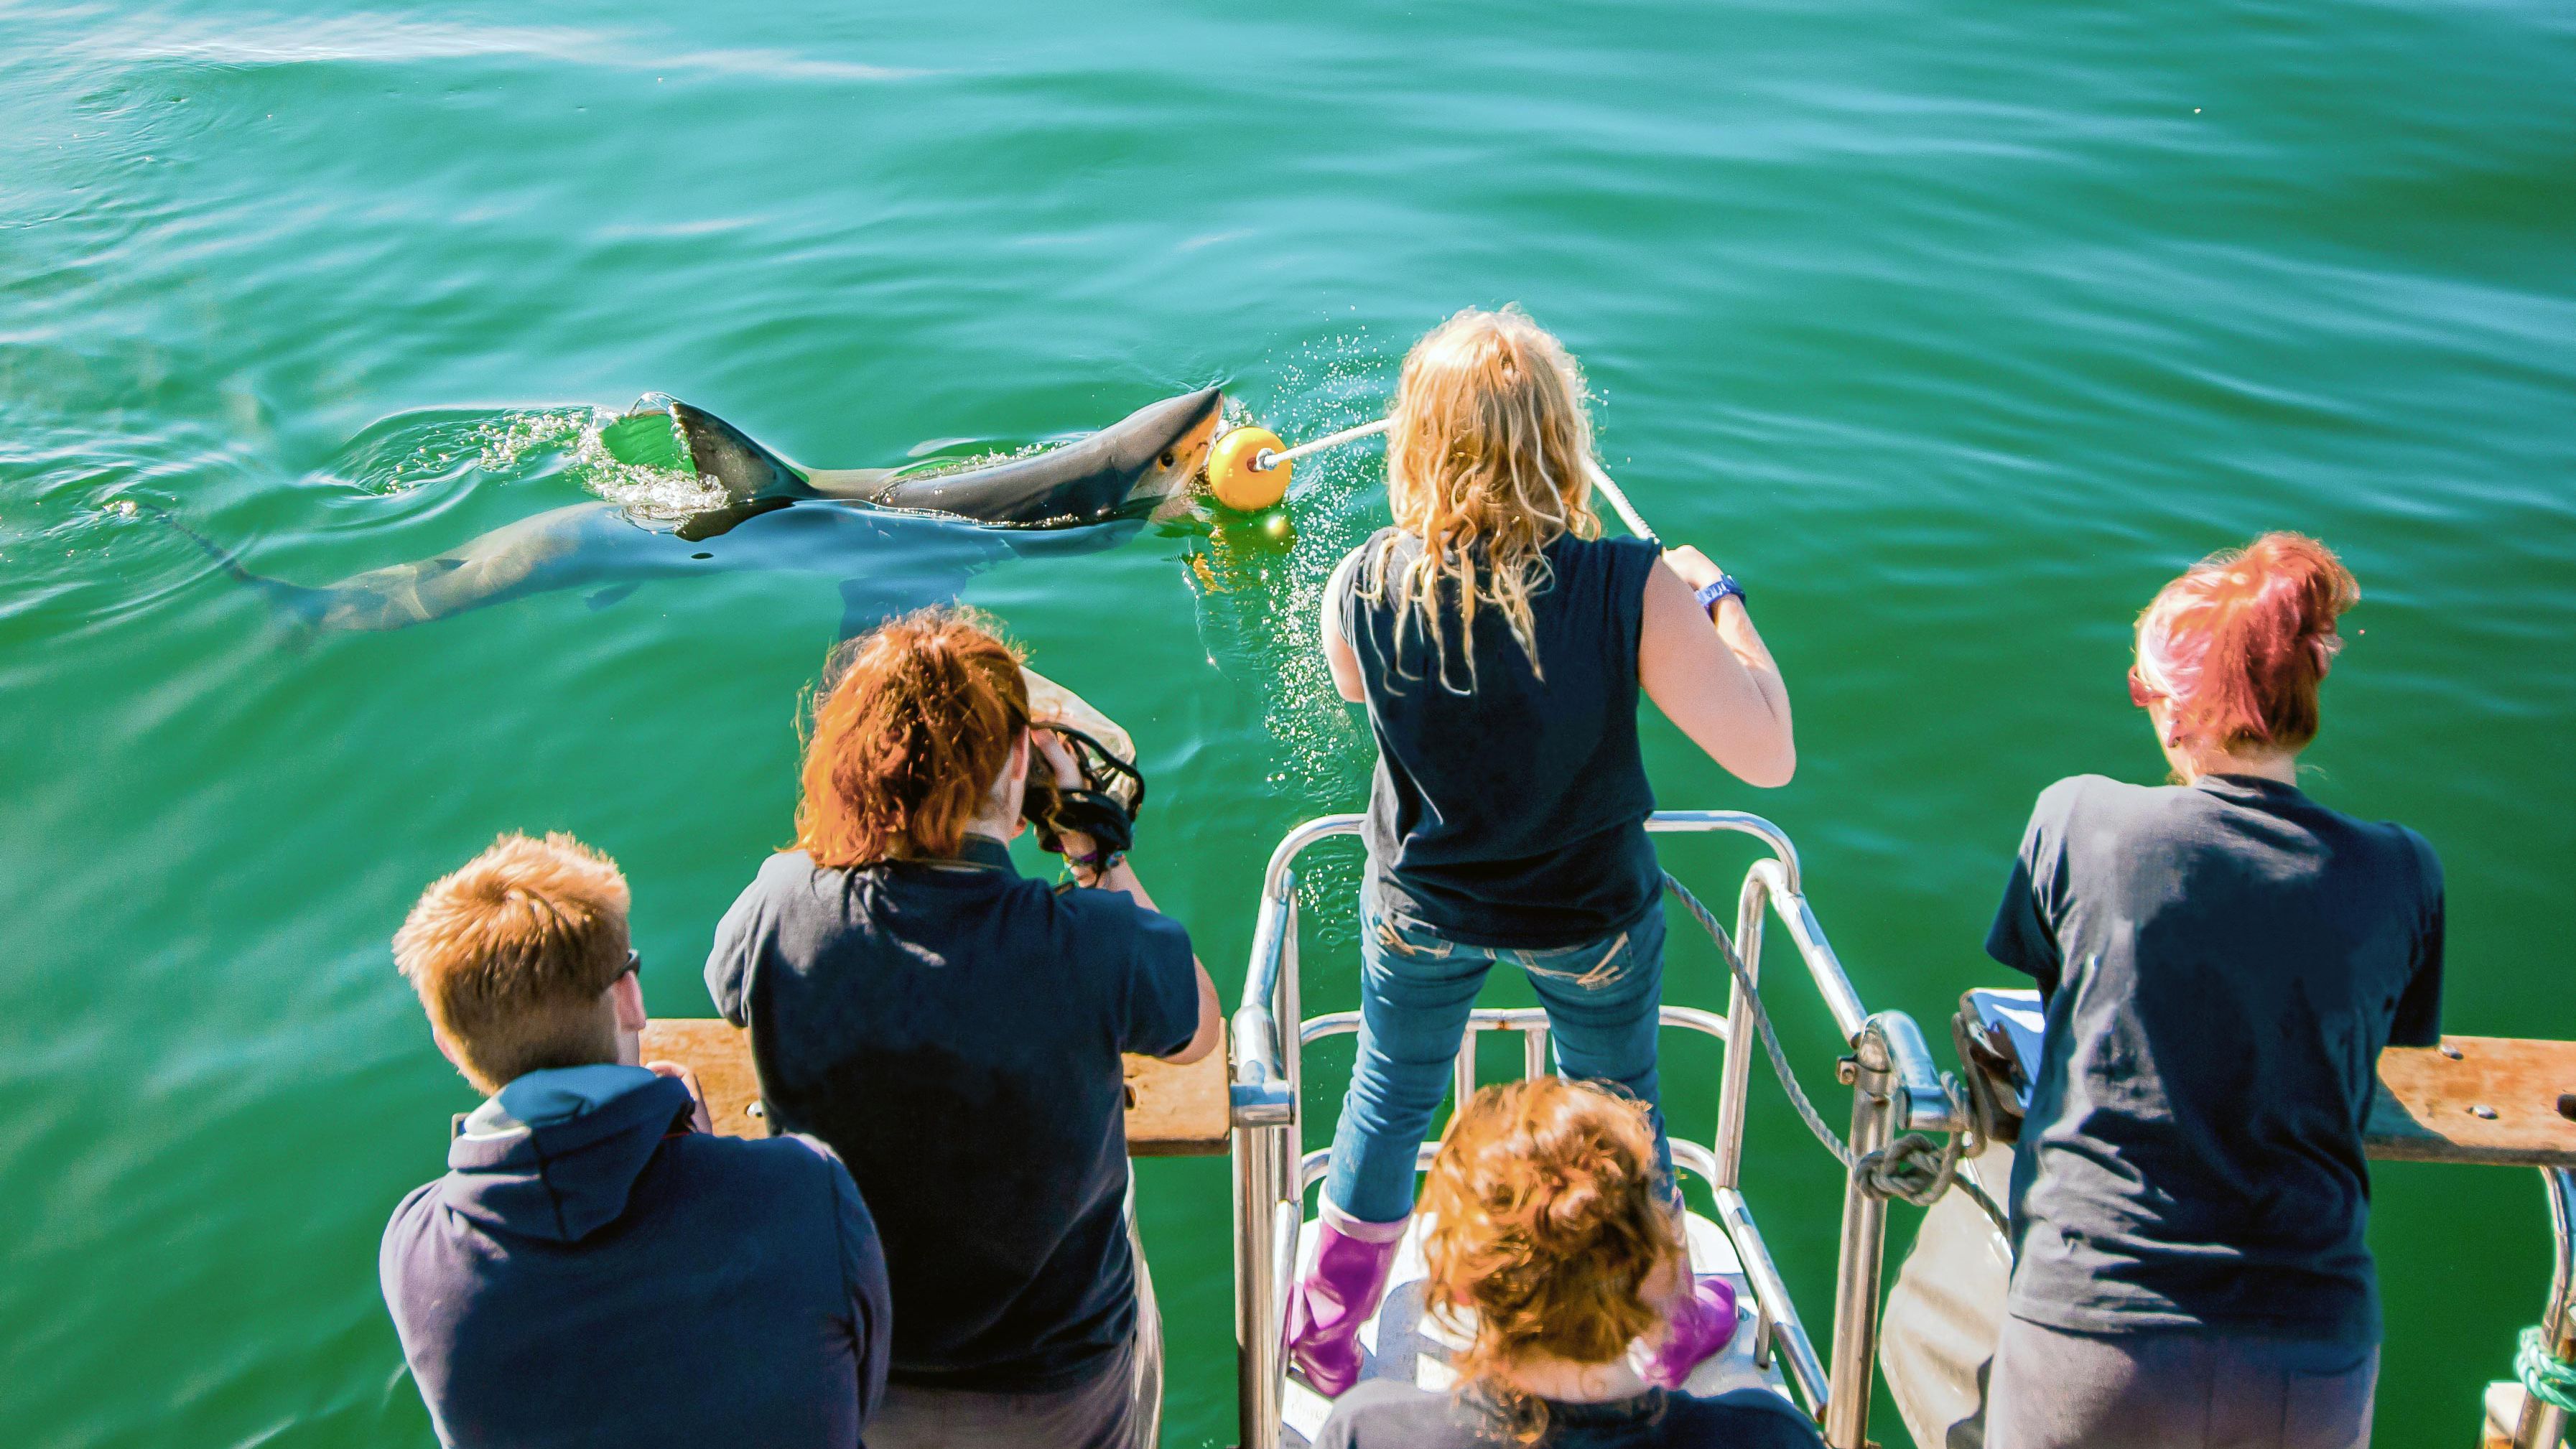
[1454,1022,1479,1112]
[1232,1117,1282,1446]
[1823,1021,1897,1449]
[2513,1167,2576,1448]
[1713,867,1769,1192]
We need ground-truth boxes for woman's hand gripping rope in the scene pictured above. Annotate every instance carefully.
[1660,875,2011,1235]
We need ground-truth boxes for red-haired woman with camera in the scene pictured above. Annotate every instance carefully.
[1981,534,2444,1449]
[705,606,1218,1449]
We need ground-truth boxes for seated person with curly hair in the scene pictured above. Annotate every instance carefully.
[1316,1076,1821,1448]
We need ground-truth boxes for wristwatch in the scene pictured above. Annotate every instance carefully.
[1693,574,1747,615]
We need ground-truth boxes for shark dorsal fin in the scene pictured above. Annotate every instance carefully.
[601,400,812,505]
[671,403,812,503]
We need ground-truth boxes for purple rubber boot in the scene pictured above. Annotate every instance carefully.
[1283,1203,1407,1397]
[1638,1275,1740,1389]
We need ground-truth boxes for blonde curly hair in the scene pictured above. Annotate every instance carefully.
[1360,306,1603,691]
[1422,1076,1682,1443]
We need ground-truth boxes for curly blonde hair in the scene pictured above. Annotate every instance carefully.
[1421,1077,1682,1443]
[1361,306,1603,691]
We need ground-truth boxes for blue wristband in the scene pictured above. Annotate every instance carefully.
[1693,574,1746,613]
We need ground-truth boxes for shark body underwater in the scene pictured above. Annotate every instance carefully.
[177,386,1225,637]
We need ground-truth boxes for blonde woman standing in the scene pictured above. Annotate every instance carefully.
[1291,307,1796,1398]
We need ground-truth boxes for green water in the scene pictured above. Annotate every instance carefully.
[5,3,2571,1445]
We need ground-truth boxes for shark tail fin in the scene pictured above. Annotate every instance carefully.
[150,506,331,632]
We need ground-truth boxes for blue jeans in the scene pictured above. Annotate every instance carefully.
[1323,896,1673,1224]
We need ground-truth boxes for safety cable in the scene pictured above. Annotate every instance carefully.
[1661,874,2010,1236]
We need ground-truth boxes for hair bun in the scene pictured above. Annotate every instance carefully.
[2134,531,2358,753]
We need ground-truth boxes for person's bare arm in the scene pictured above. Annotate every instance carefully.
[1638,548,1795,788]
[1033,730,1223,1066]
[1319,550,1365,703]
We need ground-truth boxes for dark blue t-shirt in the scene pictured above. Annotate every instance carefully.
[1986,773,2444,1345]
[705,837,1201,1392]
[1315,1381,1823,1448]
[1339,527,1663,949]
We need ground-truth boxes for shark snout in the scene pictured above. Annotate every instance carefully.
[1118,386,1227,504]
[1152,386,1224,456]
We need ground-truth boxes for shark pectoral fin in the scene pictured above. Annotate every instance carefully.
[585,582,643,611]
[674,495,796,543]
[833,538,997,640]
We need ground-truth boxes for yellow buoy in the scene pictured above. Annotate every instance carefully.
[1206,426,1289,512]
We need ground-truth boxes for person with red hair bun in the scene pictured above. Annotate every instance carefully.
[1313,1078,1821,1448]
[705,607,1220,1449]
[1981,534,2446,1449]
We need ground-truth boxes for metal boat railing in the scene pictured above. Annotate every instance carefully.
[2512,1168,2576,1448]
[1229,811,1963,1449]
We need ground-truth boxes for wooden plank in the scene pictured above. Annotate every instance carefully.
[638,1020,768,1136]
[1123,1030,1233,1157]
[638,1017,1231,1157]
[2366,1035,2576,1168]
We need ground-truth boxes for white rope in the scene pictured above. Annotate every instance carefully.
[1580,460,1656,544]
[1254,417,1660,545]
[1253,418,1389,472]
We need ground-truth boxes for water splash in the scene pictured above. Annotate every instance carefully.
[880,438,1064,484]
[555,409,735,522]
[1183,330,1399,831]
[326,405,733,523]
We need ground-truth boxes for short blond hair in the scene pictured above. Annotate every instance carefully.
[394,832,633,1094]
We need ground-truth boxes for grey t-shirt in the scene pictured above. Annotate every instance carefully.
[1986,773,2443,1345]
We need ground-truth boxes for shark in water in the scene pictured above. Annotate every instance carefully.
[169,386,1225,638]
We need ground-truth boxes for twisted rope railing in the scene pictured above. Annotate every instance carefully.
[1663,874,2009,1234]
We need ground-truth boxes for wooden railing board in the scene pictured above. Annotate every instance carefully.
[637,1018,1230,1157]
[2366,1036,2576,1168]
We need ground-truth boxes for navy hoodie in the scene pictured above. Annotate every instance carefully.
[382,1069,891,1448]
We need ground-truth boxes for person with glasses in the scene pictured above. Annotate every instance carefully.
[381,831,892,1449]
[1980,534,2444,1449]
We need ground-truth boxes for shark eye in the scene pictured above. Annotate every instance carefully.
[1160,450,1176,468]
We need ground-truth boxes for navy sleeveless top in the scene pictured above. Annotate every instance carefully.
[1338,527,1663,948]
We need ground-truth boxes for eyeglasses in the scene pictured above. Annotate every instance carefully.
[621,948,641,980]
[2126,667,2162,709]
